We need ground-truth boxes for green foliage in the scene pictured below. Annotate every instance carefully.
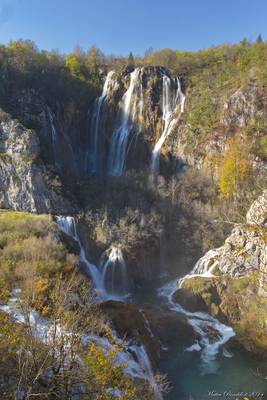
[187,92,217,135]
[127,52,135,69]
[0,211,154,398]
[259,135,267,158]
[0,211,77,313]
[0,40,102,124]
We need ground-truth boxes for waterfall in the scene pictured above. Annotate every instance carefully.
[159,262,235,375]
[107,68,142,176]
[2,291,162,398]
[129,345,163,400]
[47,108,78,173]
[98,246,129,297]
[87,71,115,173]
[175,76,185,113]
[47,107,60,170]
[150,76,185,177]
[178,249,221,288]
[56,217,129,300]
[56,216,103,295]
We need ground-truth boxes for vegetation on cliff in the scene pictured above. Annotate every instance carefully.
[0,211,156,399]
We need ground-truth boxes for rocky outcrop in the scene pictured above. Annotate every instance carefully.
[246,190,267,227]
[175,192,267,355]
[222,85,266,128]
[168,82,267,172]
[101,300,197,367]
[0,110,75,213]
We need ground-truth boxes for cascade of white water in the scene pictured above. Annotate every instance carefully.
[56,217,129,300]
[2,291,162,397]
[150,76,185,177]
[129,345,163,400]
[56,216,103,295]
[159,264,235,375]
[178,249,221,288]
[87,71,115,173]
[107,68,142,176]
[47,107,60,170]
[98,246,129,297]
[175,76,185,113]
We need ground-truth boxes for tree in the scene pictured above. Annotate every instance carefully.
[218,137,252,199]
[65,52,84,79]
[256,34,263,43]
[0,274,153,399]
[127,52,135,69]
[86,45,104,71]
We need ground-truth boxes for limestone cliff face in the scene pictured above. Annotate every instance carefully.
[92,68,266,176]
[98,66,181,172]
[176,191,267,354]
[167,82,267,171]
[4,88,90,178]
[0,110,75,213]
[2,67,266,180]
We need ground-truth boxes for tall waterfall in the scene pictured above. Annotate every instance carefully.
[107,68,143,176]
[47,107,60,170]
[150,75,185,176]
[56,216,128,300]
[87,71,115,173]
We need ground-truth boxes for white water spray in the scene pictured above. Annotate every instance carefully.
[56,216,103,294]
[150,75,185,176]
[56,217,129,300]
[107,68,143,176]
[1,290,162,397]
[98,246,129,298]
[159,263,235,375]
[87,71,115,173]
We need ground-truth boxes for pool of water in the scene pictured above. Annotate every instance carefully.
[131,280,267,400]
[159,337,267,400]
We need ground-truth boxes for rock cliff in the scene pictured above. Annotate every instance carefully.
[176,191,267,355]
[0,110,75,213]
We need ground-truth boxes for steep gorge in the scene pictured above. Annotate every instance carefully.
[0,48,267,399]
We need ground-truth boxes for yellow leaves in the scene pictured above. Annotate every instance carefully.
[34,278,49,295]
[84,342,137,400]
[218,136,252,198]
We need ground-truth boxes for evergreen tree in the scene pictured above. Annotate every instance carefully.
[256,34,263,43]
[127,52,135,69]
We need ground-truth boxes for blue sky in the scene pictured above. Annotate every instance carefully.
[0,0,266,55]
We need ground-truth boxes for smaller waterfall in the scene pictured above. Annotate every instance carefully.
[56,216,103,295]
[178,249,221,288]
[128,345,163,400]
[107,68,142,176]
[150,76,185,177]
[98,246,129,298]
[47,108,78,174]
[47,107,60,170]
[175,77,185,113]
[56,217,129,300]
[87,71,115,173]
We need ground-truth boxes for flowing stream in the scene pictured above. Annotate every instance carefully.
[0,289,162,399]
[56,216,129,300]
[56,216,267,399]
